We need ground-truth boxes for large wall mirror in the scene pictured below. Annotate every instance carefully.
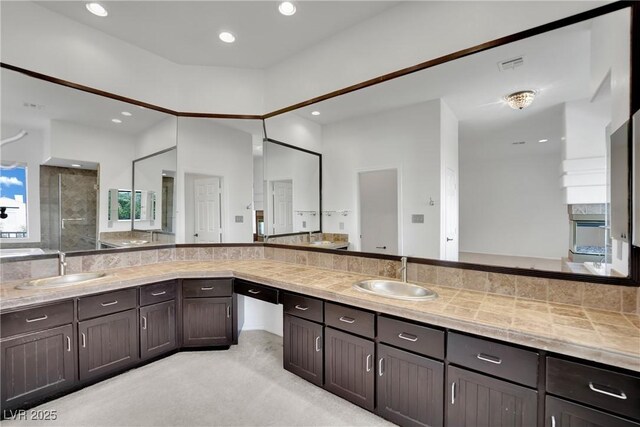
[176,117,263,244]
[0,68,177,255]
[264,7,631,278]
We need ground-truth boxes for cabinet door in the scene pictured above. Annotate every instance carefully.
[447,366,537,427]
[140,300,176,360]
[78,309,139,381]
[377,343,444,427]
[324,327,375,411]
[182,297,232,347]
[545,396,640,427]
[283,314,323,386]
[1,324,75,409]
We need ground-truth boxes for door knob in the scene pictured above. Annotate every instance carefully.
[193,233,199,237]
[446,237,453,242]
[375,246,387,249]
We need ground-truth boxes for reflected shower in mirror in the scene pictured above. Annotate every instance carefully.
[176,117,263,244]
[263,8,630,277]
[0,68,177,256]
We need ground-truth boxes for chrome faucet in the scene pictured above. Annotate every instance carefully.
[149,230,155,242]
[400,256,408,282]
[308,231,315,242]
[59,252,67,276]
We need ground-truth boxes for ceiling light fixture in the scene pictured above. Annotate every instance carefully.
[121,111,132,116]
[311,111,320,116]
[111,118,122,123]
[71,164,82,168]
[538,139,548,143]
[279,1,296,16]
[86,2,108,17]
[505,90,536,110]
[219,32,236,43]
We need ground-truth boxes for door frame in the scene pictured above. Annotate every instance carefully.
[355,165,403,254]
[185,171,225,243]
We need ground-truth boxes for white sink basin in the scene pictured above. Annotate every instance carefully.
[310,241,333,245]
[353,279,437,301]
[121,240,148,245]
[16,273,109,290]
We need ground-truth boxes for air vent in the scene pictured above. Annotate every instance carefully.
[23,102,45,110]
[512,141,526,145]
[498,56,524,71]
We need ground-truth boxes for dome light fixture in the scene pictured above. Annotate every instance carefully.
[505,90,536,110]
[219,31,236,43]
[279,2,296,16]
[86,2,108,17]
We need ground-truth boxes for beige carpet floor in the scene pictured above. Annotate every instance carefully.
[1,330,392,427]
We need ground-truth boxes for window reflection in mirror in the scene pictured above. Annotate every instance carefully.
[0,68,177,255]
[263,8,630,277]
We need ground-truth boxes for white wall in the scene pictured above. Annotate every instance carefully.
[322,100,443,258]
[0,125,45,243]
[0,2,264,115]
[241,298,283,337]
[264,113,322,153]
[176,118,253,243]
[135,117,177,159]
[264,1,609,112]
[49,120,136,233]
[459,107,568,259]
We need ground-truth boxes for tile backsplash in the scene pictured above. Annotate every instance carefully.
[2,244,637,314]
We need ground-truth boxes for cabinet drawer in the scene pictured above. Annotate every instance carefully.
[140,281,176,306]
[283,293,323,323]
[1,301,74,338]
[547,357,640,421]
[447,332,539,387]
[546,396,640,427]
[378,315,444,360]
[78,288,137,321]
[234,279,279,304]
[183,278,232,298]
[325,302,375,339]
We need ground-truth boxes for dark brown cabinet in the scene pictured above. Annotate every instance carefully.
[545,396,640,427]
[283,314,323,386]
[377,343,444,427]
[78,309,139,381]
[324,326,375,411]
[182,297,232,347]
[447,366,537,427]
[140,300,177,360]
[0,324,75,410]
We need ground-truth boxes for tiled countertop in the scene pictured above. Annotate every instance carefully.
[1,259,638,372]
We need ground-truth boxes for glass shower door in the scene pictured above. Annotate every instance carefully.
[59,171,98,252]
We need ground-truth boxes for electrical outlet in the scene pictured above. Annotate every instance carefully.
[302,221,307,228]
[339,222,344,230]
[411,214,424,224]
[235,216,243,223]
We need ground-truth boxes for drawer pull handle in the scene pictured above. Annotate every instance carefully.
[248,289,261,294]
[227,305,231,318]
[476,353,502,365]
[66,336,71,352]
[101,300,118,307]
[201,286,215,291]
[142,316,147,330]
[81,333,86,348]
[295,305,309,311]
[451,382,456,404]
[151,291,167,296]
[378,358,384,377]
[26,315,48,323]
[339,316,355,324]
[366,354,372,372]
[398,332,418,342]
[315,336,321,352]
[588,382,627,400]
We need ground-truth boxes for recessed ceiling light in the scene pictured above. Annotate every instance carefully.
[121,111,132,117]
[538,139,548,143]
[219,32,236,43]
[311,111,320,116]
[111,118,122,123]
[86,2,108,17]
[279,1,296,16]
[70,164,82,168]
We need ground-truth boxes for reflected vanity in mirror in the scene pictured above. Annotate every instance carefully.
[0,67,178,255]
[263,8,631,277]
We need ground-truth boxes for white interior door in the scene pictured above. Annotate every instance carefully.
[359,169,398,254]
[272,180,293,234]
[194,177,222,243]
[444,167,459,261]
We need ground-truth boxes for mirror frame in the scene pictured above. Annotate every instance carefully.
[0,1,636,287]
[261,137,323,239]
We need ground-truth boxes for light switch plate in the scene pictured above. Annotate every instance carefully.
[411,214,424,224]
[235,216,244,223]
[339,222,344,230]
[302,221,307,228]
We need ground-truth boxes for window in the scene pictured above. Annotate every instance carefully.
[108,189,141,221]
[0,164,28,238]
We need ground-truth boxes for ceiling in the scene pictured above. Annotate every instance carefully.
[35,1,398,69]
